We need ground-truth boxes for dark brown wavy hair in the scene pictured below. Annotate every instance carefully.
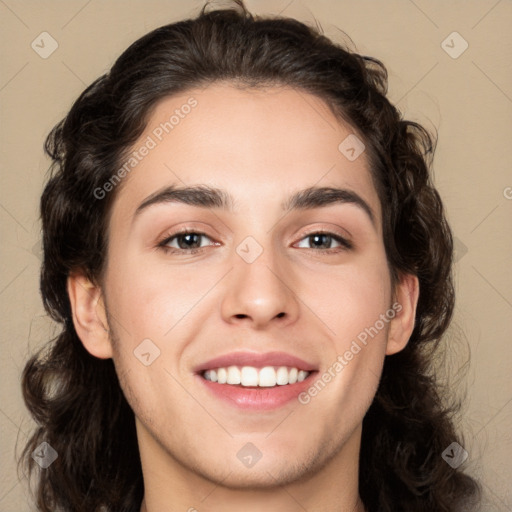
[19,1,481,510]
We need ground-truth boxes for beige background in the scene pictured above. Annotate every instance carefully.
[1,0,511,510]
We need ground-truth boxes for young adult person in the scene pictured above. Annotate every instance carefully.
[20,2,480,511]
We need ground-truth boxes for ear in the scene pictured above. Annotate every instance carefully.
[386,273,419,355]
[67,272,113,359]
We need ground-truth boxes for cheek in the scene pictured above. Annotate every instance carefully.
[105,249,214,339]
[314,254,392,342]
[300,264,391,430]
[307,251,392,395]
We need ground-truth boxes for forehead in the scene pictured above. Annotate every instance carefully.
[111,83,380,224]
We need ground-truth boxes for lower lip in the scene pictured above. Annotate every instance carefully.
[195,372,317,411]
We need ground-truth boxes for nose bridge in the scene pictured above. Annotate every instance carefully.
[219,232,300,327]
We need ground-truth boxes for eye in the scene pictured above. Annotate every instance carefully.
[157,229,352,256]
[295,231,352,252]
[158,230,216,254]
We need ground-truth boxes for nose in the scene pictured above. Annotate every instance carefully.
[220,244,300,330]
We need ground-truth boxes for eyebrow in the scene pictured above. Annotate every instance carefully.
[134,184,376,227]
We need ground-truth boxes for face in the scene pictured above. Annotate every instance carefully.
[72,83,416,491]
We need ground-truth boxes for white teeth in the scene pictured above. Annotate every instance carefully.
[227,366,241,385]
[217,367,227,384]
[297,370,308,382]
[259,366,277,387]
[276,366,288,385]
[240,366,259,386]
[202,365,311,387]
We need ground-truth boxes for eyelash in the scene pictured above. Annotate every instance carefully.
[157,229,353,255]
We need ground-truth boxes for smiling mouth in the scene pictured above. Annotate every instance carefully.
[200,365,313,388]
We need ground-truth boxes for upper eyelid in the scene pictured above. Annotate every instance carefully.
[159,220,352,238]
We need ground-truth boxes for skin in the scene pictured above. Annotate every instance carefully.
[68,83,419,512]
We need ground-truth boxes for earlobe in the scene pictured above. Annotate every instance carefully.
[67,272,113,359]
[386,273,419,355]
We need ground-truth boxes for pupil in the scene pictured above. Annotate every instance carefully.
[179,233,200,249]
[311,234,330,249]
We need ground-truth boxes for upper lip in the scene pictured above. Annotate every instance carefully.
[193,351,318,373]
